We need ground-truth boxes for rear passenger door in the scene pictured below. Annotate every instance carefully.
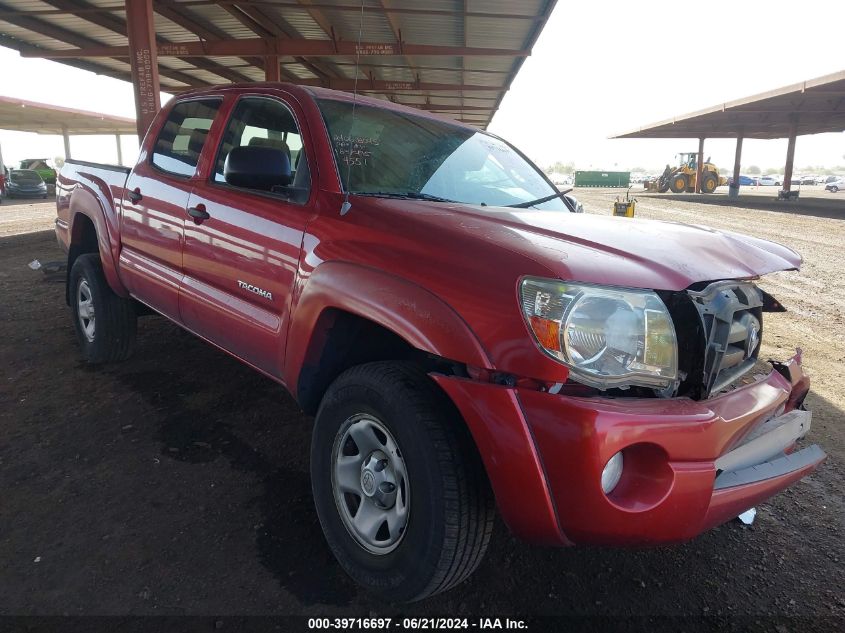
[179,95,316,378]
[119,98,221,321]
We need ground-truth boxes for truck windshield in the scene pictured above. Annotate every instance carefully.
[317,99,565,210]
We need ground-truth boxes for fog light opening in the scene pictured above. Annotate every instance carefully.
[601,451,624,494]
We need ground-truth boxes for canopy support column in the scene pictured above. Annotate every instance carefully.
[115,134,123,165]
[695,137,705,193]
[125,0,161,141]
[62,124,71,159]
[265,55,280,82]
[782,117,798,194]
[730,134,743,199]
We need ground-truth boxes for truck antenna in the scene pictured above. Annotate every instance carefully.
[340,0,366,217]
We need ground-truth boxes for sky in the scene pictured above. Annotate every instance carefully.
[0,0,843,173]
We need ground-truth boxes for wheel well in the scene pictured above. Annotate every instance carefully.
[296,309,464,415]
[66,214,99,305]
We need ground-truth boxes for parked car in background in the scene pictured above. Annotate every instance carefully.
[19,158,57,185]
[728,175,757,186]
[800,176,817,185]
[5,169,48,198]
[758,176,781,186]
[825,179,844,192]
[823,175,839,184]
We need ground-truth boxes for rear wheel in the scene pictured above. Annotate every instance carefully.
[670,174,688,193]
[311,361,494,602]
[700,172,718,194]
[70,253,137,363]
[831,186,839,192]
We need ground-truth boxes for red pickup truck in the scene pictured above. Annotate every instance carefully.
[55,83,826,602]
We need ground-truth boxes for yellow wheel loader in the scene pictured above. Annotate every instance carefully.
[652,153,727,194]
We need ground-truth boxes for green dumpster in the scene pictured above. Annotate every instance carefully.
[574,171,630,188]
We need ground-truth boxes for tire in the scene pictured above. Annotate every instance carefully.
[657,177,670,193]
[311,361,494,602]
[700,172,718,194]
[69,253,137,363]
[830,186,839,193]
[670,174,688,193]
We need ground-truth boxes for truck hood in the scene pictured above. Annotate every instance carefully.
[364,198,802,291]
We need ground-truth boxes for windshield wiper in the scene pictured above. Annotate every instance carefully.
[355,191,456,203]
[506,187,573,209]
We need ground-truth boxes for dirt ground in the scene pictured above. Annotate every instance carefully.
[0,196,842,624]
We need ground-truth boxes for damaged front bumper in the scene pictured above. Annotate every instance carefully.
[434,351,827,546]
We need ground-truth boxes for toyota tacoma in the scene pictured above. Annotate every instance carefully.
[55,83,826,602]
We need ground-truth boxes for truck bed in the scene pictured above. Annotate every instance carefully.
[55,159,130,254]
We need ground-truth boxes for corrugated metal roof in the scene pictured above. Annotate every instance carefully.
[0,0,559,128]
[613,70,845,139]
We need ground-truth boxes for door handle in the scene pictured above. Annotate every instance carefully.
[187,204,211,222]
[127,188,142,204]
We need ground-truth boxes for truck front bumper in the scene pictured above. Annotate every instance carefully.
[433,351,826,546]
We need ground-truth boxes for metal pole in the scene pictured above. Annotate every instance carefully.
[782,117,798,194]
[265,55,280,82]
[115,134,123,165]
[696,137,705,193]
[730,135,743,199]
[62,124,71,159]
[125,0,161,142]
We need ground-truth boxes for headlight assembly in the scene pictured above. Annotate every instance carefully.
[519,277,678,390]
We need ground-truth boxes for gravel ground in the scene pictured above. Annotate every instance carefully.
[0,197,842,625]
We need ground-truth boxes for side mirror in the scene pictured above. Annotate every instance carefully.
[224,146,292,190]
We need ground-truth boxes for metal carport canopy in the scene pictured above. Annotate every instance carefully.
[0,94,135,161]
[0,94,135,135]
[611,70,845,139]
[611,70,845,194]
[0,0,559,131]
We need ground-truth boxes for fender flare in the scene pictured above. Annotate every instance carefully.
[67,180,128,297]
[284,261,493,395]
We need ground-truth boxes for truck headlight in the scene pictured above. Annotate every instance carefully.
[519,277,678,390]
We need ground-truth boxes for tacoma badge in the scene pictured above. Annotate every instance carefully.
[237,280,273,300]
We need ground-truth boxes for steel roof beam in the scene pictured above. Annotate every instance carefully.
[3,2,545,22]
[0,0,201,87]
[40,0,251,84]
[152,1,273,80]
[223,3,340,81]
[22,38,529,58]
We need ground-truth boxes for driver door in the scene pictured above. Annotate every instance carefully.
[179,95,316,378]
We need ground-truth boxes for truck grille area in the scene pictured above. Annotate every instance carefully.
[687,282,764,398]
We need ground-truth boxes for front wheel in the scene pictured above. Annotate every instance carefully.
[311,362,494,602]
[830,186,839,192]
[670,174,688,193]
[70,253,137,363]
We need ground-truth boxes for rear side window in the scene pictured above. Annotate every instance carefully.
[151,99,221,177]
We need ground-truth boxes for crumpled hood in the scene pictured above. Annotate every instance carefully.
[365,199,802,291]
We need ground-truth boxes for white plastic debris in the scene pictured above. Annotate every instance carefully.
[33,556,41,563]
[28,259,41,270]
[738,508,757,525]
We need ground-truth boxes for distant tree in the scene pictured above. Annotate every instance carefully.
[745,165,761,174]
[763,167,781,175]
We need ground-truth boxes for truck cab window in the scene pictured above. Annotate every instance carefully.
[151,99,221,177]
[214,97,310,204]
